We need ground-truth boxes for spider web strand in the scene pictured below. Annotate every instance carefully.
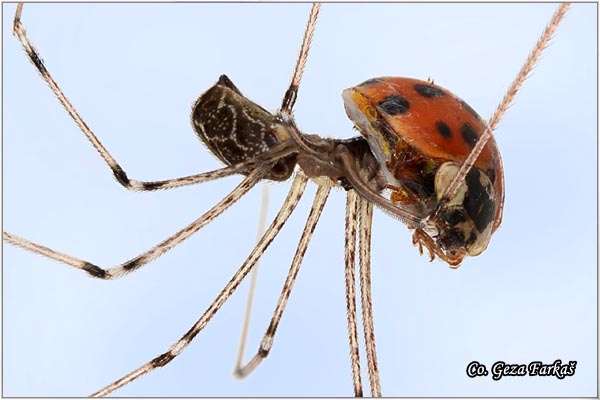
[235,182,332,378]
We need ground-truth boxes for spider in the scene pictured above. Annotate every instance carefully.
[4,3,596,397]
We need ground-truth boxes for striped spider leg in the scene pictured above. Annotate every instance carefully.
[4,3,595,397]
[6,2,384,396]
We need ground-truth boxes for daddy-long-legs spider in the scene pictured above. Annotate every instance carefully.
[3,3,597,397]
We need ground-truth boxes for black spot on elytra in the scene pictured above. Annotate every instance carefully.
[358,78,383,87]
[464,168,495,232]
[461,123,479,149]
[379,95,410,115]
[436,121,452,138]
[414,83,445,98]
[459,98,482,121]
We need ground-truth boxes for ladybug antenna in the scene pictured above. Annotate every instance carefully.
[434,3,570,215]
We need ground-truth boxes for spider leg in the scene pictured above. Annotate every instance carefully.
[358,199,381,397]
[433,3,570,217]
[124,143,297,191]
[12,2,269,193]
[91,171,309,396]
[234,182,331,378]
[4,168,266,280]
[344,189,363,397]
[234,1,322,379]
[280,3,320,114]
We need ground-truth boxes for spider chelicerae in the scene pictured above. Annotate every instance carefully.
[5,3,595,397]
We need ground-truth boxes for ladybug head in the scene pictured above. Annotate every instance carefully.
[414,161,497,267]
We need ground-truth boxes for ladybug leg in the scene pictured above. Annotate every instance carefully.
[333,144,426,228]
[412,229,465,267]
[412,230,436,262]
[387,184,424,206]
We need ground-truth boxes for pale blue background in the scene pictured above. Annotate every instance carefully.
[3,3,597,397]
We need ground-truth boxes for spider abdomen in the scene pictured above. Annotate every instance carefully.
[192,75,297,181]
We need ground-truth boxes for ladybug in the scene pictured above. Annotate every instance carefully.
[342,77,504,266]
